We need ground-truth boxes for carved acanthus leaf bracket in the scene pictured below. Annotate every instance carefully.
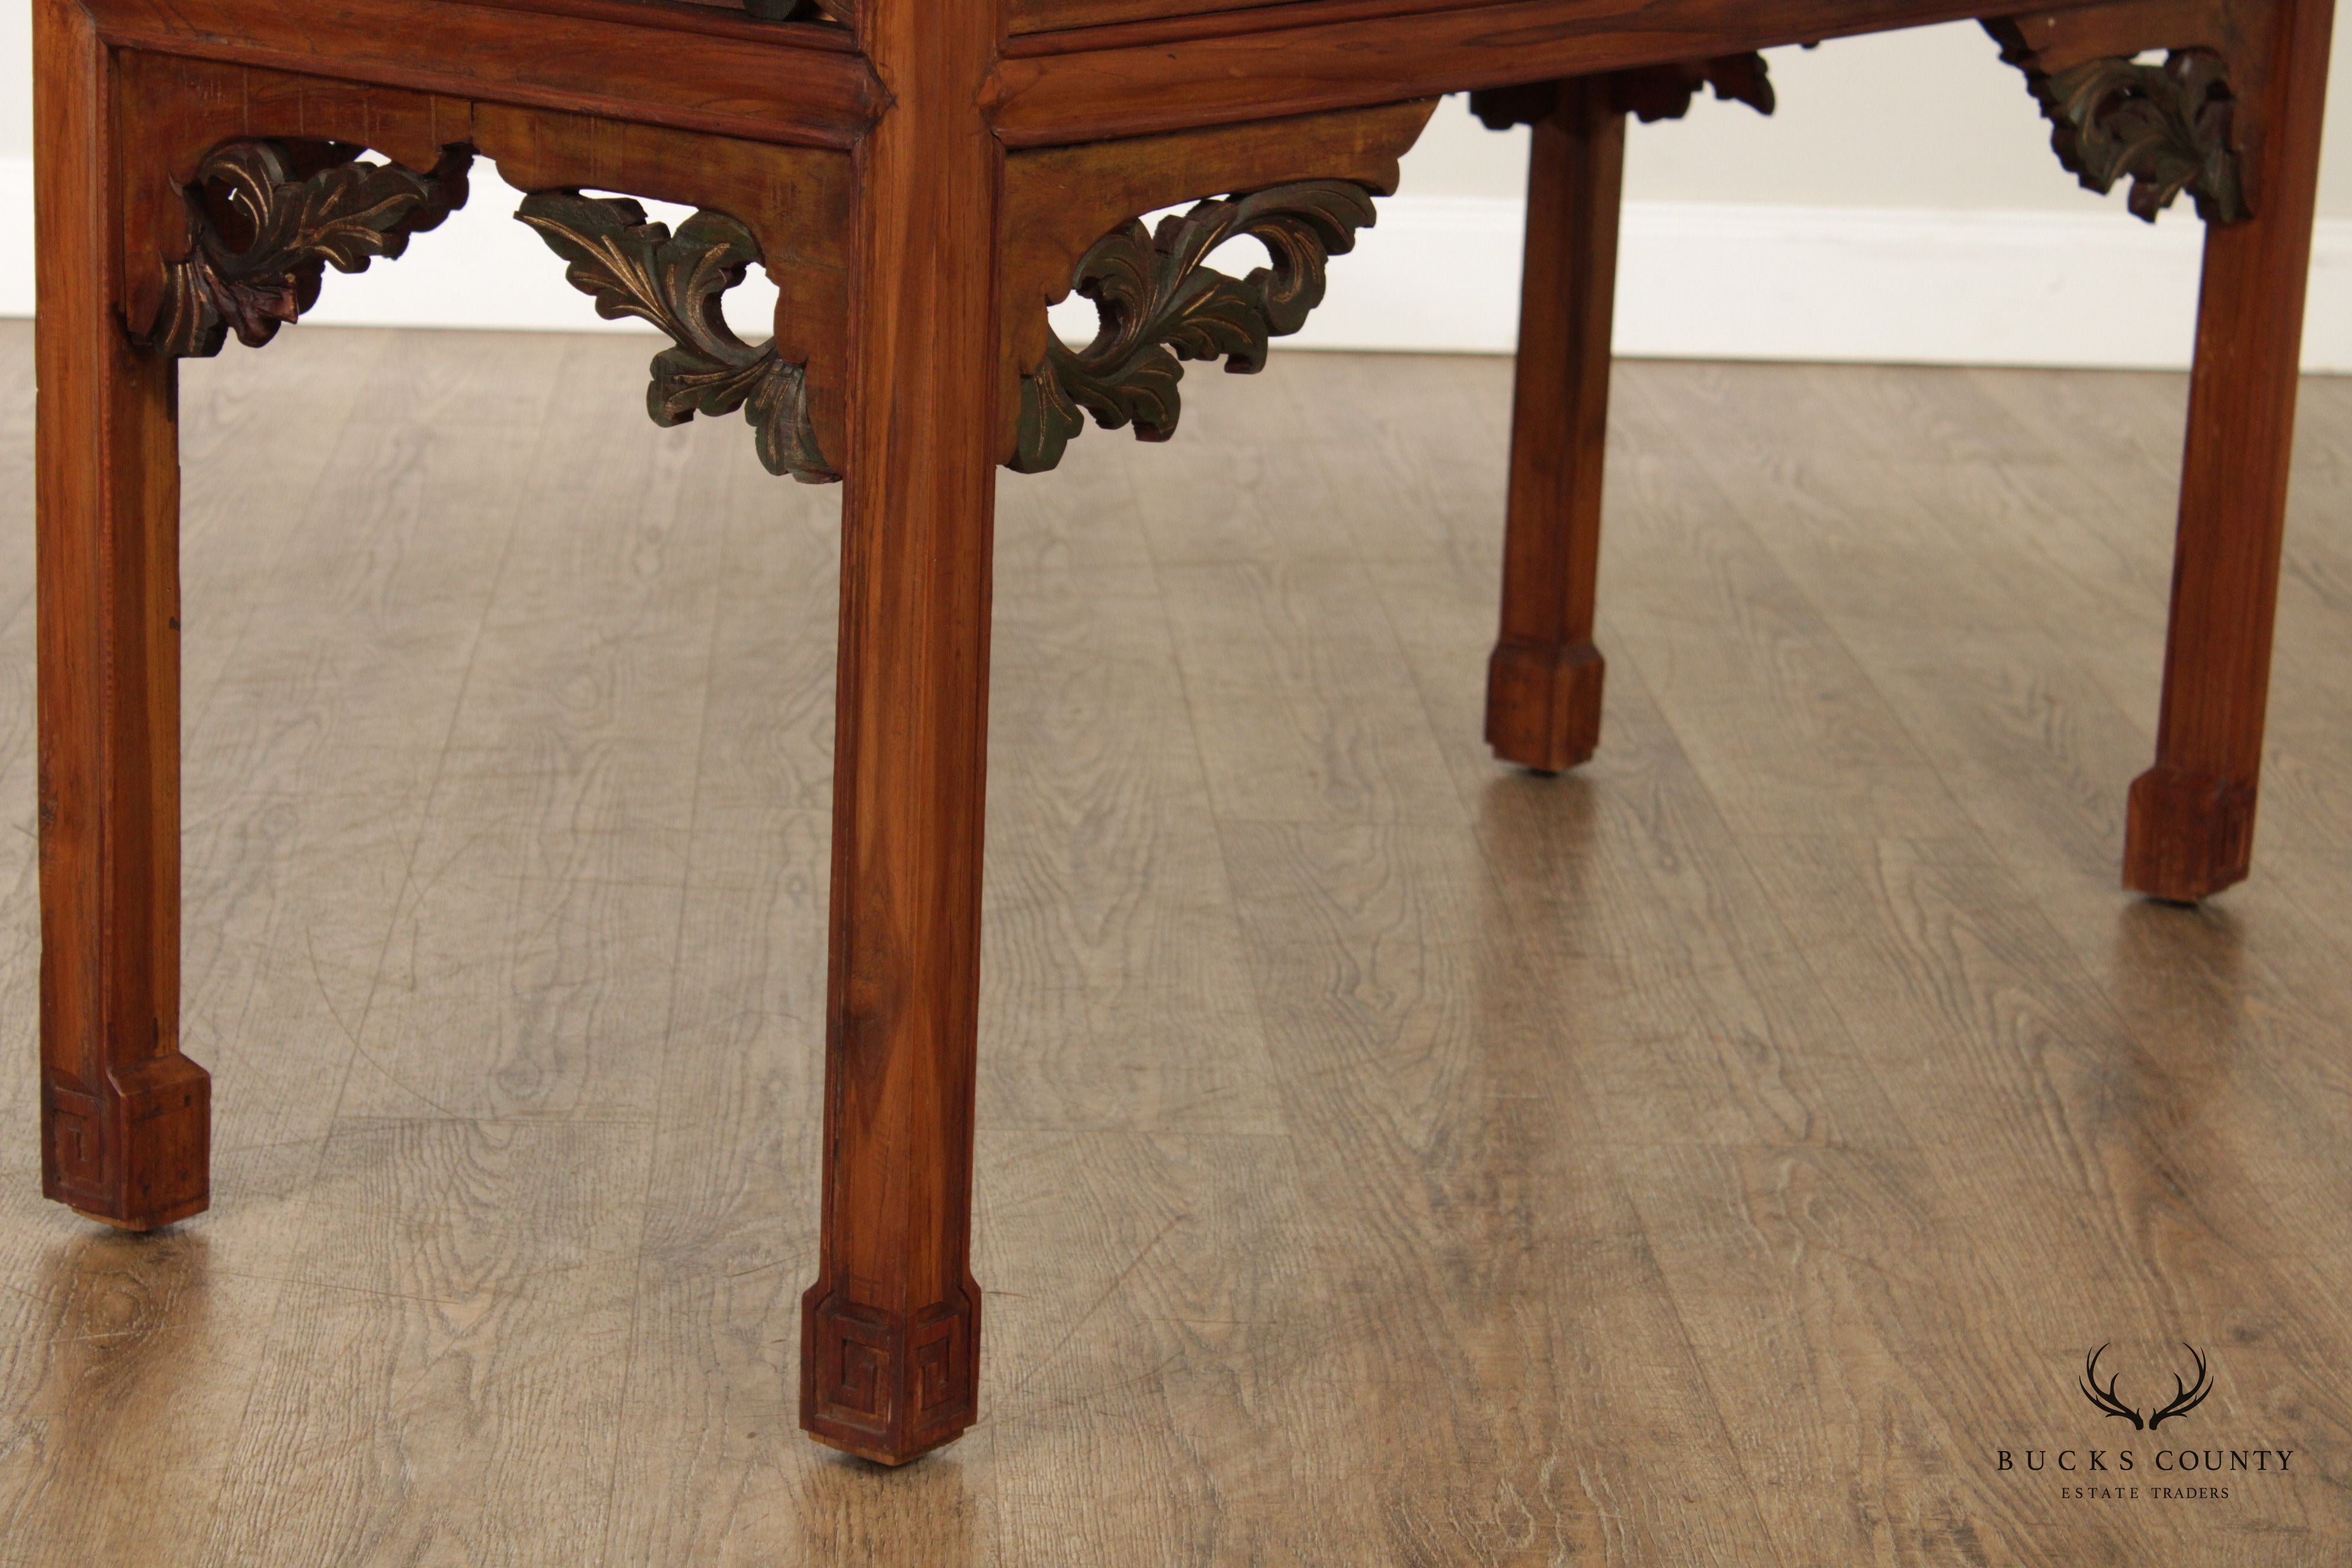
[517,191,835,484]
[1469,54,1776,130]
[152,139,472,359]
[1988,27,2245,224]
[1012,180,1378,475]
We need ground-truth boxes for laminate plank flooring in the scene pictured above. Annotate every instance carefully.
[0,322,2347,1564]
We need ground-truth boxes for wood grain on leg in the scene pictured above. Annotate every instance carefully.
[33,0,209,1230]
[2125,0,2334,900]
[799,0,1001,1467]
[1485,79,1622,774]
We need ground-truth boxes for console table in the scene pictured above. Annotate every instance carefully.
[30,0,2330,1465]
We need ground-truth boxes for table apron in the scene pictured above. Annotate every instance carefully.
[988,0,2134,144]
[84,0,882,149]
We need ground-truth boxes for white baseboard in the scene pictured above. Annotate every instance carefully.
[5,155,2349,371]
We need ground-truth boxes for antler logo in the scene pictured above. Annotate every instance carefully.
[2079,1342,2214,1430]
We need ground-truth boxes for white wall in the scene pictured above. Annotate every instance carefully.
[1,0,25,159]
[6,9,2352,368]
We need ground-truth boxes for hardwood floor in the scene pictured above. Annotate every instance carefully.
[1,320,2347,1564]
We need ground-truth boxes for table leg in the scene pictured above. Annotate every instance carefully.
[1485,79,1626,775]
[32,0,210,1230]
[799,12,999,1464]
[2126,0,2335,901]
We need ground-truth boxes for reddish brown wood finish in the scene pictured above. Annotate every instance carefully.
[989,0,2050,144]
[33,0,211,1231]
[2126,0,2334,899]
[797,0,999,1466]
[27,0,2335,1474]
[84,0,878,149]
[1011,0,1278,34]
[461,0,850,37]
[1485,79,1622,775]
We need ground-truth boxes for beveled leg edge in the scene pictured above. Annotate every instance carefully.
[799,1285,981,1466]
[2123,764,2256,902]
[1486,640,1606,774]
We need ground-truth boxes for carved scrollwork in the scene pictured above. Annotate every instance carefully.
[1469,54,1776,130]
[1989,27,2245,224]
[1012,181,1378,475]
[152,139,471,359]
[1613,53,1778,122]
[517,191,835,484]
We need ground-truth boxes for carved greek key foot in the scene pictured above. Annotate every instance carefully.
[518,191,837,483]
[47,1059,211,1231]
[801,1289,980,1464]
[1011,181,1378,474]
[1988,23,2245,223]
[152,139,471,358]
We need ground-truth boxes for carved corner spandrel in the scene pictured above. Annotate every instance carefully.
[107,56,855,473]
[476,101,854,468]
[1986,1,2276,223]
[1011,180,1378,473]
[114,51,477,342]
[998,97,1435,472]
[517,190,837,482]
[149,138,472,359]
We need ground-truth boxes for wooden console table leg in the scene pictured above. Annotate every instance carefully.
[2125,0,2335,901]
[798,0,997,1468]
[1485,79,1626,774]
[31,0,210,1229]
